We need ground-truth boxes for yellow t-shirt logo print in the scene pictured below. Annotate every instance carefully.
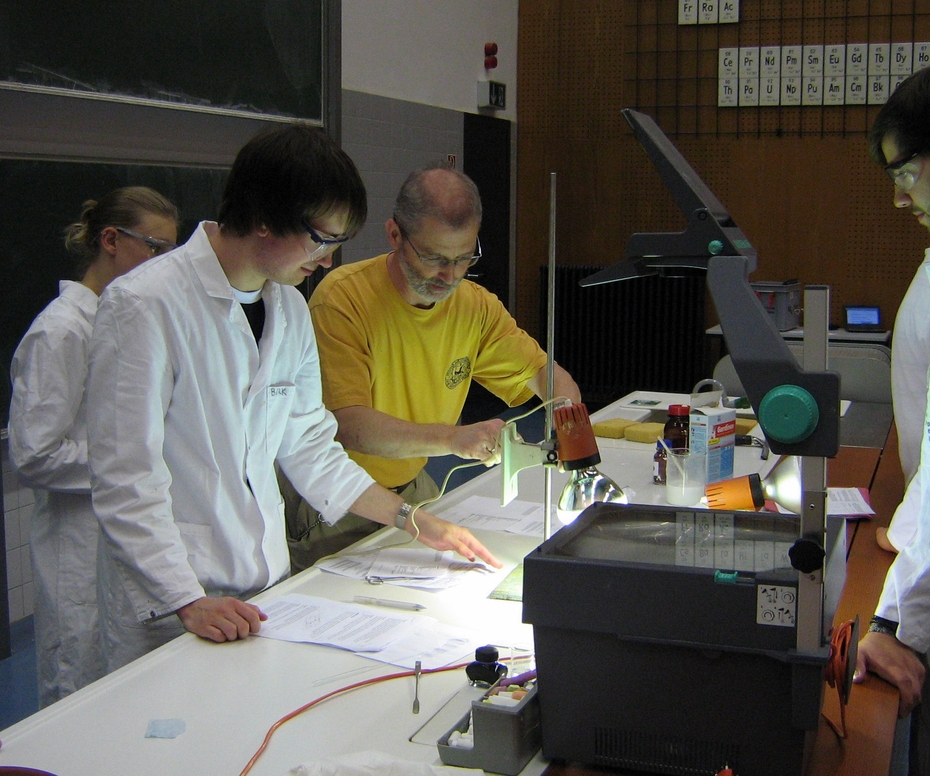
[445,357,471,389]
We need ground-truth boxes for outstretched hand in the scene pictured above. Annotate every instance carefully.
[412,511,503,568]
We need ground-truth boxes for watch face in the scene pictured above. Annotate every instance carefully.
[395,502,412,529]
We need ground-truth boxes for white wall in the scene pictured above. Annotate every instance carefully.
[342,0,518,123]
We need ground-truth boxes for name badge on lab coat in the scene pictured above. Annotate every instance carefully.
[265,383,296,453]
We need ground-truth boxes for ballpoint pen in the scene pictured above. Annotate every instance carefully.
[352,595,426,611]
[413,661,421,714]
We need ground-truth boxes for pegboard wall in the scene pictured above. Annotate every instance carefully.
[515,0,930,350]
[625,1,930,136]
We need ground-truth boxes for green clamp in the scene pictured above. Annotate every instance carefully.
[758,384,819,444]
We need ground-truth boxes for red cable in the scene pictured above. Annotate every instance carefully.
[823,619,855,739]
[238,662,466,776]
[238,656,531,775]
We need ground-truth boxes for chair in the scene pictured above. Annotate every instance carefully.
[713,343,892,404]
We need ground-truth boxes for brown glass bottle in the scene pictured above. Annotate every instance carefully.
[664,404,690,450]
[653,440,668,484]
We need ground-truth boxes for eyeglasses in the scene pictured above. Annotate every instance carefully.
[398,225,482,269]
[885,151,924,192]
[115,227,177,256]
[300,219,351,256]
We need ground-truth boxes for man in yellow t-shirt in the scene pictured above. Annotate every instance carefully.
[282,163,580,571]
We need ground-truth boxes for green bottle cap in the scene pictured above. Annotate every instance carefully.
[758,385,819,444]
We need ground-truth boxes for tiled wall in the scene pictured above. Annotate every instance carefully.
[3,435,34,623]
[340,90,464,266]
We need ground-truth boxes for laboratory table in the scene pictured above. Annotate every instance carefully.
[706,323,892,347]
[841,401,894,450]
[0,397,902,776]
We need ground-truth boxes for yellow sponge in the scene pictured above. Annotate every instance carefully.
[592,417,638,439]
[735,418,758,434]
[623,422,666,443]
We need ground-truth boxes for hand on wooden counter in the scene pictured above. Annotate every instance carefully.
[855,631,926,718]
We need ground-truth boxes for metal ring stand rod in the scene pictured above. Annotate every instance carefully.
[544,172,557,540]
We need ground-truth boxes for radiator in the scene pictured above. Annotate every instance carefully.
[541,266,707,406]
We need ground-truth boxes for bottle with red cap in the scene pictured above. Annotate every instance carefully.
[664,404,690,451]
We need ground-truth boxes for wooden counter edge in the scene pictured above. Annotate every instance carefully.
[808,428,904,776]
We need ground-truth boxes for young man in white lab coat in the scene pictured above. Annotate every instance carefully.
[854,66,930,775]
[86,125,500,671]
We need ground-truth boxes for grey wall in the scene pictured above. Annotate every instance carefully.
[339,90,464,265]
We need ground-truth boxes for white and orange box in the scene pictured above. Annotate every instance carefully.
[689,406,736,484]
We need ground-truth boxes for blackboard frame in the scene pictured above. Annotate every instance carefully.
[0,0,325,124]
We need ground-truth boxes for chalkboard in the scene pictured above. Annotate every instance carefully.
[0,160,229,425]
[0,0,323,121]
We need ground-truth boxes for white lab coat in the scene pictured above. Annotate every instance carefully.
[86,223,375,670]
[876,371,930,653]
[886,249,930,551]
[8,280,106,707]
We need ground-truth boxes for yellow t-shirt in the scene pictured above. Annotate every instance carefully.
[309,254,546,488]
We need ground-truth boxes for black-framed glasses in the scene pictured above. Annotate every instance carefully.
[398,224,482,269]
[884,151,924,192]
[301,218,351,247]
[115,227,177,256]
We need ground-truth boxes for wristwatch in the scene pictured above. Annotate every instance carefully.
[395,501,413,531]
[868,615,898,637]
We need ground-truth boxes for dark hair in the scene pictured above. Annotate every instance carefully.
[63,186,180,275]
[393,162,482,235]
[869,67,930,164]
[218,123,367,238]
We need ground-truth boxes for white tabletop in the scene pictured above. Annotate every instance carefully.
[706,323,891,344]
[0,395,774,776]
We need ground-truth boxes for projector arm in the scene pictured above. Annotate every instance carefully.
[707,256,840,458]
[582,108,840,456]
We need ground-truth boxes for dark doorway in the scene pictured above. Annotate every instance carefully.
[462,112,514,424]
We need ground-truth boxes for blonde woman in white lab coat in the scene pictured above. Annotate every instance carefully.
[8,187,179,707]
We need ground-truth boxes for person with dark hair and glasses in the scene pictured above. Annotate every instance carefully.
[9,186,179,705]
[855,66,930,775]
[280,163,580,572]
[869,66,930,561]
[84,129,499,672]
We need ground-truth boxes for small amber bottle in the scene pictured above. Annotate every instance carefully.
[653,440,669,484]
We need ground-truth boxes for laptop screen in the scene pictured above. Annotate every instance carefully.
[845,305,881,328]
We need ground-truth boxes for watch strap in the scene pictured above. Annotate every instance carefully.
[395,501,413,531]
[868,615,898,637]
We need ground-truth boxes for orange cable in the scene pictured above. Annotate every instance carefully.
[238,655,531,776]
[238,662,467,776]
[822,618,855,739]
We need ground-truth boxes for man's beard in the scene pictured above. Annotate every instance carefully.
[398,253,461,303]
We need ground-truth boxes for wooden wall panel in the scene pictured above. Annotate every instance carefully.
[516,0,930,346]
